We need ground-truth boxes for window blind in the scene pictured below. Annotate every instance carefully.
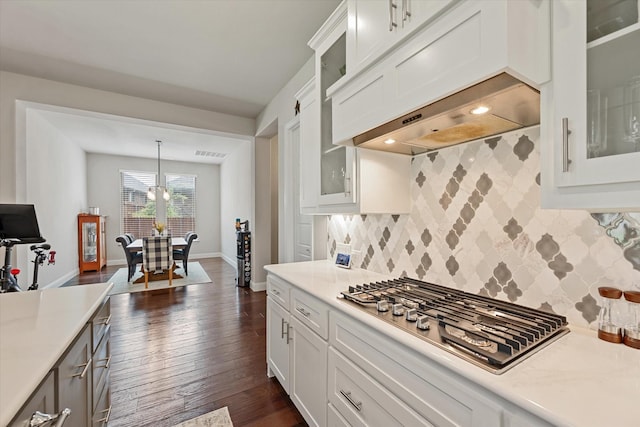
[166,173,196,238]
[120,171,156,238]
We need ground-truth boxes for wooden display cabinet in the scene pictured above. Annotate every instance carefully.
[78,214,106,273]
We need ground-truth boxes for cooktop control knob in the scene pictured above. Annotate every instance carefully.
[416,315,430,331]
[376,300,389,312]
[392,303,405,316]
[406,308,418,322]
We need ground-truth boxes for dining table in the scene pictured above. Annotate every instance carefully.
[126,236,188,252]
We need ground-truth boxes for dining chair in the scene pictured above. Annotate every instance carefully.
[173,232,198,275]
[142,236,173,289]
[115,235,142,282]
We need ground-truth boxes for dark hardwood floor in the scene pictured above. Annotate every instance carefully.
[67,258,306,427]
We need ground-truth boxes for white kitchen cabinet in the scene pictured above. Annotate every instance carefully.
[266,275,330,427]
[309,1,356,207]
[267,297,291,393]
[540,0,640,210]
[290,316,328,427]
[328,403,351,427]
[346,0,457,77]
[330,0,550,149]
[330,311,504,427]
[304,0,412,214]
[328,348,428,426]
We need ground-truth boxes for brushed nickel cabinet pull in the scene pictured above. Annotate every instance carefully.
[562,117,572,172]
[98,314,111,325]
[97,355,112,369]
[281,318,286,339]
[402,0,411,24]
[296,307,311,317]
[96,405,112,425]
[285,324,292,344]
[340,390,363,412]
[389,0,398,31]
[72,357,92,379]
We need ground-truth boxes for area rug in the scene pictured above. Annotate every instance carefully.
[174,406,233,427]
[108,262,211,295]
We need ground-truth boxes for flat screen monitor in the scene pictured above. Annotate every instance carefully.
[0,204,45,244]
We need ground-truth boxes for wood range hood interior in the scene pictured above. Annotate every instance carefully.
[352,73,541,156]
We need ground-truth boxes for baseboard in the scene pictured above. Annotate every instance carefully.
[43,268,79,289]
[251,281,266,292]
[189,252,221,260]
[221,253,236,267]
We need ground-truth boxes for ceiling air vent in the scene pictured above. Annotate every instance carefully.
[195,150,227,159]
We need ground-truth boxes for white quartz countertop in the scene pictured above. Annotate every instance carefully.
[265,260,640,427]
[0,282,112,426]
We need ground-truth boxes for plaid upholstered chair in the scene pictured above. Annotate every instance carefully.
[142,236,173,289]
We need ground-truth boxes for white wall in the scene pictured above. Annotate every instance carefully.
[253,136,275,286]
[20,110,87,288]
[86,153,222,265]
[256,57,315,266]
[220,139,253,267]
[0,71,255,203]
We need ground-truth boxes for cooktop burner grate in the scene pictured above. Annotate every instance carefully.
[339,277,569,374]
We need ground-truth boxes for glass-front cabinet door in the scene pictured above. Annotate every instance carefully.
[78,214,106,273]
[82,221,98,263]
[551,0,640,194]
[316,12,356,206]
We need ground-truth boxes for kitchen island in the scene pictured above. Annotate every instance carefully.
[0,282,112,426]
[265,260,640,427]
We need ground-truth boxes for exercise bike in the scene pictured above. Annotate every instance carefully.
[0,238,56,292]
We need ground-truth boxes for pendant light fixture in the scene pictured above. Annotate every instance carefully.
[147,140,171,201]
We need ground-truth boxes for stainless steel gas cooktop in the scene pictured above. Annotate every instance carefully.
[339,277,569,374]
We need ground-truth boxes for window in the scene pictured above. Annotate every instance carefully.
[120,171,156,237]
[166,173,196,237]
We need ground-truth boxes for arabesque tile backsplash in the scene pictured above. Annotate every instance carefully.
[327,127,640,329]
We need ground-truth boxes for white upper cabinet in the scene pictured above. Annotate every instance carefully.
[540,0,640,210]
[346,0,457,76]
[303,0,412,214]
[330,0,551,148]
[310,2,357,208]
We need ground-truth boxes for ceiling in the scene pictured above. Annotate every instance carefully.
[30,107,251,165]
[0,0,341,162]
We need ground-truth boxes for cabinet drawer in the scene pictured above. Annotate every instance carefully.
[291,289,329,340]
[328,348,429,426]
[328,402,351,427]
[92,386,112,427]
[91,298,111,352]
[267,275,291,308]
[92,326,111,412]
[330,312,502,427]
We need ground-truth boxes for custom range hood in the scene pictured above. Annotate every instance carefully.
[352,73,540,156]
